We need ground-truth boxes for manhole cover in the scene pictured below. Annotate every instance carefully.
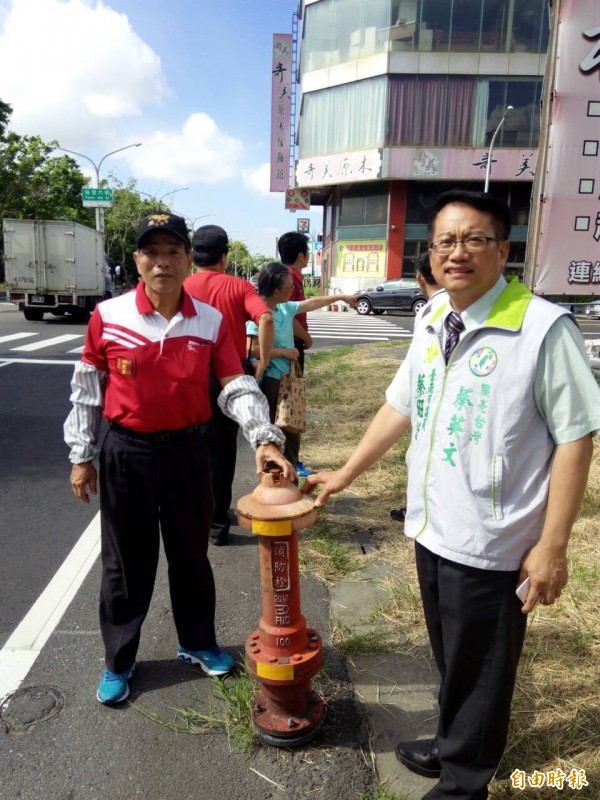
[0,686,64,735]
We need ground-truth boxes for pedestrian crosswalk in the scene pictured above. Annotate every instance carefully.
[1,311,599,362]
[0,331,84,355]
[307,310,412,342]
[0,311,411,361]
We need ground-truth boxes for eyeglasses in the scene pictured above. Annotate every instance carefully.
[429,236,500,255]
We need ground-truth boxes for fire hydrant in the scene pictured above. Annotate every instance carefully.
[236,464,324,747]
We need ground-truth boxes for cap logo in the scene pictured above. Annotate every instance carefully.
[146,214,172,228]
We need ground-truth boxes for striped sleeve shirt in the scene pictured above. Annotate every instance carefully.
[64,285,284,462]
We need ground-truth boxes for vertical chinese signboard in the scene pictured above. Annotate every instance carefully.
[528,0,600,295]
[270,34,292,193]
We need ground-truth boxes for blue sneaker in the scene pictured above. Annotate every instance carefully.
[96,664,136,705]
[296,460,312,478]
[177,645,235,676]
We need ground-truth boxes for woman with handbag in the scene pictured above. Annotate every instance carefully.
[246,261,356,467]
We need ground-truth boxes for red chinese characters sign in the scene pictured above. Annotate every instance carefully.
[271,541,291,593]
[270,34,292,193]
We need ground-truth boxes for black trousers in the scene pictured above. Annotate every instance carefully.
[99,426,216,674]
[415,542,527,800]
[294,337,305,373]
[207,375,239,538]
[261,375,301,467]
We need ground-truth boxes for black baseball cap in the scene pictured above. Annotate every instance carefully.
[135,213,190,249]
[192,224,229,254]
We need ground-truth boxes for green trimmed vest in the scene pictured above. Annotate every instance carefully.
[404,279,568,571]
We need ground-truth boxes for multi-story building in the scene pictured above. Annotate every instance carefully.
[292,0,549,292]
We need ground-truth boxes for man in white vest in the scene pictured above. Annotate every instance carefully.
[303,191,600,800]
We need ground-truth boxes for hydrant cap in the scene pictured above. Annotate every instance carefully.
[236,464,315,522]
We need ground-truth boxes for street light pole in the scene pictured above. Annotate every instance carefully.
[159,187,189,206]
[484,106,513,193]
[56,142,142,235]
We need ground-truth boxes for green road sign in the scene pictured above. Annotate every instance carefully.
[81,187,114,207]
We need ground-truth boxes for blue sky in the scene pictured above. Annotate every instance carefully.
[0,0,321,256]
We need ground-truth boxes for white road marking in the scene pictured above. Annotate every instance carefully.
[0,332,38,344]
[307,313,412,341]
[0,513,101,702]
[66,346,85,354]
[0,358,78,365]
[10,334,82,352]
[310,333,410,340]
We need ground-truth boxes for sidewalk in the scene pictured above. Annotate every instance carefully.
[331,563,439,799]
[0,443,373,800]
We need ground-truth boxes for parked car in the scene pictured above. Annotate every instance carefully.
[354,278,427,316]
[584,300,600,319]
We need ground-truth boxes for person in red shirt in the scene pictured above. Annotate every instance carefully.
[277,232,313,477]
[277,231,311,367]
[65,213,292,705]
[184,225,274,546]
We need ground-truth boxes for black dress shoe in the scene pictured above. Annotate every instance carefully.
[394,739,441,778]
[209,523,230,546]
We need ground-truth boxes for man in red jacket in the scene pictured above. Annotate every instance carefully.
[185,225,274,545]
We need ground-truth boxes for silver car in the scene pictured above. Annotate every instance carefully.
[584,301,600,319]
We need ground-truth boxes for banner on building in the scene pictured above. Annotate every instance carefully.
[270,34,293,193]
[530,0,600,295]
[337,242,386,278]
[296,149,382,187]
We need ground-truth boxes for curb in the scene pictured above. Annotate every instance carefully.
[331,562,439,796]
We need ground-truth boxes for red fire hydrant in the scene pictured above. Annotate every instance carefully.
[236,464,324,747]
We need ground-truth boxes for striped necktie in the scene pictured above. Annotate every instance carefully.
[444,311,464,363]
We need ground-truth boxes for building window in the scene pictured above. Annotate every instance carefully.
[339,185,389,227]
[301,0,392,70]
[486,80,542,147]
[303,0,549,62]
[299,77,387,158]
[387,76,542,148]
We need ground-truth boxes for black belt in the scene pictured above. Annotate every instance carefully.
[109,421,206,443]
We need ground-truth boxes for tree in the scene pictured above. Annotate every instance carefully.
[103,177,169,284]
[252,253,272,270]
[0,101,92,224]
[227,240,253,278]
[0,99,95,279]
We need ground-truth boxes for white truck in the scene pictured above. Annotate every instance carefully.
[3,218,106,321]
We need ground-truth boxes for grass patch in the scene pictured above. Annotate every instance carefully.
[302,342,600,796]
[134,667,259,753]
[357,783,412,800]
[332,621,397,654]
[298,512,363,583]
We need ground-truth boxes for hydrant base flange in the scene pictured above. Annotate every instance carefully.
[253,688,324,748]
[254,717,324,749]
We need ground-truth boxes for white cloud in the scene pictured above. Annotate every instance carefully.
[0,0,167,146]
[129,113,245,185]
[0,1,261,189]
[243,162,274,196]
